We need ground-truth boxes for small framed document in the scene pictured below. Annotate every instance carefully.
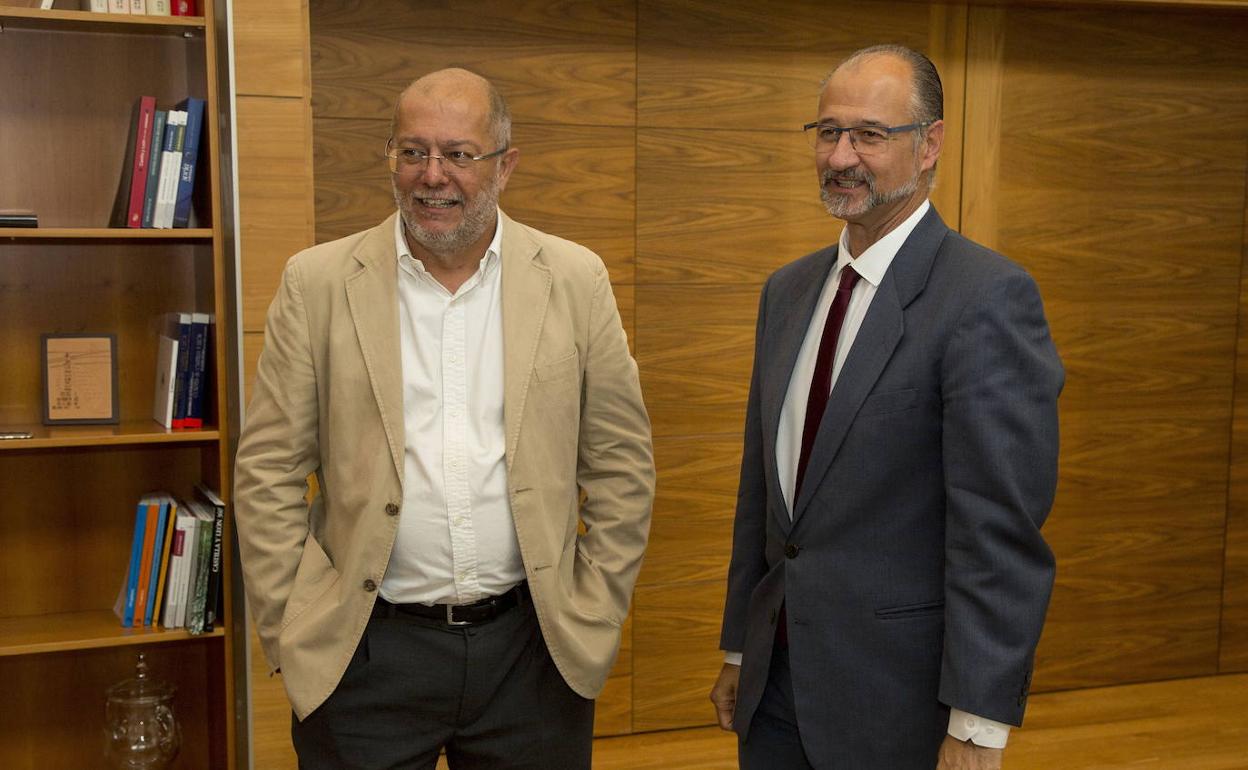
[41,334,120,425]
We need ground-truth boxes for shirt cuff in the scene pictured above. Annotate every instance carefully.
[947,709,1010,748]
[723,651,743,666]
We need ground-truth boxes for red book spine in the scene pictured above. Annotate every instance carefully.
[127,96,157,228]
[171,0,194,15]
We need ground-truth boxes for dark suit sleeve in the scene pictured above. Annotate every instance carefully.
[721,278,773,653]
[937,267,1063,726]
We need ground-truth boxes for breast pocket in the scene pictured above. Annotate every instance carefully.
[859,388,918,417]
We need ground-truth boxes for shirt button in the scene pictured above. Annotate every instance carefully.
[985,726,995,734]
[385,503,399,516]
[965,717,976,728]
[363,579,377,592]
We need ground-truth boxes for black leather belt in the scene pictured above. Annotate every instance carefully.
[372,582,529,626]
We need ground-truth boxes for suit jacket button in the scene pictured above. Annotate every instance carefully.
[385,503,400,516]
[785,544,800,559]
[363,579,377,592]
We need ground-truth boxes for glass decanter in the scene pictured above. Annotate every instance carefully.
[104,652,181,770]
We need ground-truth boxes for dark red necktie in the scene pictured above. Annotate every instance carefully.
[794,265,860,499]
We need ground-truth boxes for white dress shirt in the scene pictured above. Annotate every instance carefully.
[379,212,526,606]
[727,201,1010,748]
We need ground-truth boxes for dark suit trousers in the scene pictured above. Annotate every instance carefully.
[291,596,594,770]
[739,641,816,770]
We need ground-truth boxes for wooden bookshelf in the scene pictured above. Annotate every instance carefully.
[0,1,242,768]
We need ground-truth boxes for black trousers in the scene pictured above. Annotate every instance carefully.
[738,642,816,770]
[292,596,594,770]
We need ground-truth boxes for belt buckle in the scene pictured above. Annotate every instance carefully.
[446,604,471,626]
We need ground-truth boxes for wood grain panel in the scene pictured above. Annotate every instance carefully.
[310,0,634,126]
[970,6,1248,689]
[314,118,637,283]
[1223,194,1248,673]
[232,0,310,98]
[636,129,835,285]
[632,579,726,732]
[638,435,741,587]
[237,95,316,332]
[637,0,936,131]
[636,284,759,438]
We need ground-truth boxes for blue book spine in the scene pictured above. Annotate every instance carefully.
[170,313,192,429]
[142,498,170,626]
[172,97,205,228]
[122,502,148,627]
[141,109,167,228]
[185,313,210,428]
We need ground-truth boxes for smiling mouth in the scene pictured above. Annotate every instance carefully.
[418,197,460,208]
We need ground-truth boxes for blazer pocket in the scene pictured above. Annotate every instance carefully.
[535,350,579,383]
[279,532,341,631]
[860,388,918,416]
[875,600,944,621]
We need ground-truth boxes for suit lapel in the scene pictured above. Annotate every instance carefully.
[792,207,949,522]
[499,213,551,472]
[761,245,838,527]
[344,214,405,482]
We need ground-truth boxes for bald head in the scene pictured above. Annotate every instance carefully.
[824,45,943,126]
[393,68,512,150]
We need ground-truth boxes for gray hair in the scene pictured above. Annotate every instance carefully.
[485,78,512,150]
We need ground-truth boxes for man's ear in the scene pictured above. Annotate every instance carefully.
[920,119,944,173]
[496,147,521,192]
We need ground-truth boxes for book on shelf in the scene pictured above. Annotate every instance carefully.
[132,495,160,625]
[84,0,109,13]
[183,498,213,633]
[151,331,178,428]
[161,502,198,628]
[108,0,128,14]
[184,313,211,429]
[140,109,167,228]
[194,484,226,630]
[154,110,185,229]
[115,497,149,627]
[0,209,37,228]
[172,97,205,228]
[109,95,156,228]
[148,0,170,14]
[129,0,145,13]
[170,0,193,15]
[141,496,172,626]
[165,312,192,429]
[149,495,178,625]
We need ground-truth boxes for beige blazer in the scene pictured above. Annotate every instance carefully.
[234,212,654,720]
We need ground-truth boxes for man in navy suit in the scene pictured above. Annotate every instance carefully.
[710,45,1062,769]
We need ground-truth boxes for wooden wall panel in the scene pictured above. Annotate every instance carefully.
[632,580,726,732]
[1224,195,1248,673]
[962,6,1248,691]
[237,96,317,331]
[232,0,310,98]
[310,0,635,125]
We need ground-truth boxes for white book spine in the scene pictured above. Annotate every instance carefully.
[87,0,109,12]
[108,0,129,13]
[129,0,146,13]
[149,0,170,15]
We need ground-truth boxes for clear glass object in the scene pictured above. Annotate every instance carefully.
[104,653,181,770]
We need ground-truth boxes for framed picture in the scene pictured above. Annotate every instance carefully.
[41,333,120,425]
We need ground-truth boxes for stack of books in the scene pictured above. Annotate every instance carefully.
[114,485,226,634]
[82,1,196,15]
[111,95,206,229]
[152,311,212,430]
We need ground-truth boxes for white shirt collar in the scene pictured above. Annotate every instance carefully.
[392,208,504,281]
[834,199,930,287]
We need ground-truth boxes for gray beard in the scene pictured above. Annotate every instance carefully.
[394,178,499,258]
[820,167,921,220]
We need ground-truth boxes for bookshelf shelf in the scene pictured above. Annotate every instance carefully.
[0,227,214,241]
[0,610,224,657]
[0,421,220,451]
[0,7,204,34]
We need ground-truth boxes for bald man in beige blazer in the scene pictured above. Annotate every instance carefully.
[234,69,654,769]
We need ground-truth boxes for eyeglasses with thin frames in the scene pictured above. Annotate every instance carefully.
[385,138,508,176]
[802,122,931,155]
